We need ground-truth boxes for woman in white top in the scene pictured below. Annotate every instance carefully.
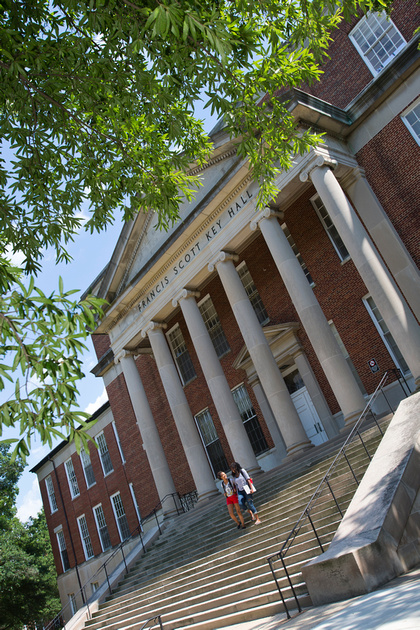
[217,471,246,529]
[230,461,261,524]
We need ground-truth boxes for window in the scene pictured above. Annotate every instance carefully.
[349,12,406,76]
[232,385,268,456]
[69,593,77,616]
[283,225,314,286]
[329,321,367,395]
[402,100,420,146]
[311,195,350,262]
[195,409,228,476]
[80,449,96,488]
[45,475,57,513]
[65,458,80,499]
[93,504,112,551]
[56,529,70,572]
[237,262,269,325]
[112,421,125,464]
[97,432,113,475]
[111,493,131,541]
[363,295,409,374]
[91,582,100,595]
[77,514,94,560]
[129,483,142,527]
[167,325,196,385]
[198,296,230,358]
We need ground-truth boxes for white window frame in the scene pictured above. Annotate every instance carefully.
[402,98,420,146]
[363,295,409,374]
[56,528,70,572]
[112,421,126,464]
[237,261,269,325]
[311,194,350,262]
[129,483,143,529]
[65,457,80,499]
[93,503,112,552]
[282,224,314,287]
[194,407,228,477]
[198,294,230,358]
[45,475,58,513]
[96,431,113,476]
[77,514,94,561]
[349,12,406,76]
[110,492,131,542]
[69,593,77,616]
[166,323,196,386]
[80,448,96,488]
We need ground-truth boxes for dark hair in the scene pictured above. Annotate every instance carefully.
[217,471,225,480]
[230,462,241,475]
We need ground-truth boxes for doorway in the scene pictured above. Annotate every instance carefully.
[283,369,328,446]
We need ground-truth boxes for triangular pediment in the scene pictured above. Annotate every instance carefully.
[233,323,302,373]
[95,136,246,304]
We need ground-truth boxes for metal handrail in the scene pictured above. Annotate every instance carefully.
[139,614,164,629]
[44,490,197,630]
[267,369,410,619]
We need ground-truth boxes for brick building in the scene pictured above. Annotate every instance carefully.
[33,2,420,616]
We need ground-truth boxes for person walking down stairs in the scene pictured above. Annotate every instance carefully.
[218,471,246,529]
[230,462,262,525]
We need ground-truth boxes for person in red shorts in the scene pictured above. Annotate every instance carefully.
[217,470,246,529]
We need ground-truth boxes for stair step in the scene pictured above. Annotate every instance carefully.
[81,419,389,630]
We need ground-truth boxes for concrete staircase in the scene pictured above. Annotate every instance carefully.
[83,423,386,630]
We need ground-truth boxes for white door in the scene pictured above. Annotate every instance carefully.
[291,388,328,446]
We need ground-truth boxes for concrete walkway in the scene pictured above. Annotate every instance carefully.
[220,566,420,630]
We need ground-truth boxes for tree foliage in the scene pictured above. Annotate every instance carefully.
[0,447,61,630]
[0,0,392,457]
[0,260,105,460]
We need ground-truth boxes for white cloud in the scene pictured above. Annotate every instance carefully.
[17,478,42,523]
[5,244,26,267]
[84,388,108,416]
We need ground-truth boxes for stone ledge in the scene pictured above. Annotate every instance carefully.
[302,392,420,606]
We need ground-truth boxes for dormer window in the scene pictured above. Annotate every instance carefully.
[349,12,406,76]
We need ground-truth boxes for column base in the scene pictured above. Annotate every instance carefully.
[286,438,313,457]
[196,487,219,503]
[341,407,365,430]
[412,376,420,393]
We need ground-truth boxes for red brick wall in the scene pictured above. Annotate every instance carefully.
[91,334,111,361]
[356,111,420,270]
[44,417,147,575]
[284,0,419,109]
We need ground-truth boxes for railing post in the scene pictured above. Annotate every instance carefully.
[268,557,291,619]
[343,451,359,485]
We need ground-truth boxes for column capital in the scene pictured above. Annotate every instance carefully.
[250,206,284,232]
[141,320,168,339]
[172,289,200,308]
[208,251,239,273]
[299,154,337,183]
[114,349,134,365]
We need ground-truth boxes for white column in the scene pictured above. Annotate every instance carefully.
[209,252,312,456]
[301,156,420,391]
[115,351,177,513]
[343,166,420,322]
[142,322,218,501]
[251,208,366,426]
[173,289,260,474]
